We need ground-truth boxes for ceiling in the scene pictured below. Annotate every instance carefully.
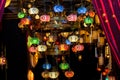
[3,0,92,19]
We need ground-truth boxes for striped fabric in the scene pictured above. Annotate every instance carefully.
[92,0,120,67]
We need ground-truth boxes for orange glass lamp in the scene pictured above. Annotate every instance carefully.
[59,44,69,51]
[65,70,74,78]
[41,71,49,79]
[27,70,34,80]
[0,56,6,65]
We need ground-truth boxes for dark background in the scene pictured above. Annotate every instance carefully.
[0,19,119,80]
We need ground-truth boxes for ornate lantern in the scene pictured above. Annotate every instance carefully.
[65,39,71,45]
[30,37,39,45]
[77,6,87,14]
[41,71,49,79]
[42,63,52,70]
[49,71,59,79]
[53,5,64,12]
[0,56,6,65]
[88,10,95,17]
[72,44,84,52]
[65,70,74,78]
[18,11,26,18]
[20,18,30,25]
[59,62,69,70]
[27,70,34,80]
[68,35,79,42]
[28,46,37,53]
[37,44,47,52]
[67,14,77,21]
[59,44,69,51]
[28,7,39,15]
[84,17,94,24]
[40,15,50,22]
[30,52,39,68]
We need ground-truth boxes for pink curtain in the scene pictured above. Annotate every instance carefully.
[92,0,120,67]
[0,0,6,31]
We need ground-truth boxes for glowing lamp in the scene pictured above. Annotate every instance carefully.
[42,63,52,70]
[65,70,74,78]
[41,71,49,79]
[77,6,87,14]
[20,18,30,25]
[28,7,39,14]
[28,46,37,53]
[37,45,47,52]
[18,11,26,18]
[53,5,64,12]
[27,70,34,80]
[40,15,50,22]
[73,44,84,52]
[48,35,56,43]
[84,17,94,24]
[0,57,6,65]
[65,39,71,45]
[49,71,59,79]
[59,62,69,70]
[68,35,79,42]
[88,10,95,17]
[67,14,77,21]
[30,37,39,45]
[59,44,69,51]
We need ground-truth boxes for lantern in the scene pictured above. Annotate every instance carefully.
[84,17,94,24]
[37,44,47,52]
[68,35,79,42]
[28,7,39,14]
[30,37,39,45]
[77,6,87,14]
[28,46,37,53]
[40,15,50,22]
[72,44,84,52]
[59,62,69,70]
[67,14,77,21]
[49,71,59,79]
[95,14,100,25]
[27,70,34,80]
[65,70,74,78]
[59,44,69,51]
[88,10,95,17]
[65,39,71,45]
[48,35,56,43]
[60,32,69,38]
[42,63,52,70]
[20,18,30,25]
[18,11,26,18]
[41,71,49,79]
[53,5,64,12]
[0,57,6,65]
[30,52,39,68]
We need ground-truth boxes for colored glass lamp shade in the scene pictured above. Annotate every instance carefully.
[41,71,49,79]
[53,4,64,12]
[27,70,34,80]
[0,57,6,65]
[77,6,87,14]
[84,17,94,24]
[28,7,39,15]
[65,39,72,45]
[68,35,79,42]
[18,11,26,18]
[49,71,59,79]
[30,37,39,45]
[28,46,37,53]
[67,14,77,21]
[59,44,69,51]
[42,63,52,70]
[59,62,69,70]
[37,44,47,52]
[72,44,84,52]
[20,18,31,25]
[65,70,74,78]
[40,15,50,22]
